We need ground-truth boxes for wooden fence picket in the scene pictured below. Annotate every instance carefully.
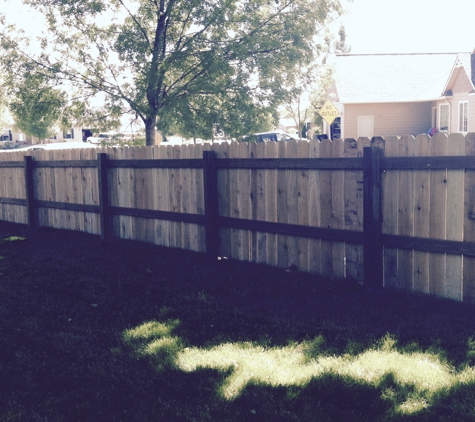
[464,133,475,301]
[344,138,363,283]
[307,139,321,274]
[445,134,465,300]
[277,140,289,268]
[397,135,415,291]
[319,138,333,276]
[2,135,475,302]
[296,140,310,272]
[265,141,279,267]
[429,133,448,296]
[155,144,171,247]
[413,134,431,293]
[382,136,399,288]
[286,139,300,269]
[331,138,345,279]
[216,142,231,258]
[239,142,252,261]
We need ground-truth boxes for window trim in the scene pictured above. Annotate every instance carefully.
[458,100,469,133]
[439,103,450,133]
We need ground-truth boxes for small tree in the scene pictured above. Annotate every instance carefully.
[8,72,67,142]
[279,25,349,139]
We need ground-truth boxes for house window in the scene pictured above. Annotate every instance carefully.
[431,107,437,128]
[358,116,373,139]
[459,101,469,133]
[439,104,450,132]
[330,117,341,140]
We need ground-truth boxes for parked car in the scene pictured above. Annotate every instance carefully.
[241,131,298,143]
[10,142,99,152]
[86,132,119,145]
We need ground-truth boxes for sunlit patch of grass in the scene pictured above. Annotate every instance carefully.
[123,320,180,342]
[2,236,25,242]
[128,323,475,414]
[123,320,183,370]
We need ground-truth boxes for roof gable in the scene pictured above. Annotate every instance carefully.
[442,52,475,95]
[334,53,461,104]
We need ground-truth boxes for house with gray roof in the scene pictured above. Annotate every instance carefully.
[326,50,475,139]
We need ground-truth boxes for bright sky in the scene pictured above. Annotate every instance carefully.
[341,0,475,54]
[2,0,474,55]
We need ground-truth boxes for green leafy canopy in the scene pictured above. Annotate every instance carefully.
[1,0,346,144]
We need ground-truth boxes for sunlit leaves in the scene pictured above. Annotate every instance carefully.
[3,0,345,143]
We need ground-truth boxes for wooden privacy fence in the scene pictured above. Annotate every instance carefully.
[1,134,475,301]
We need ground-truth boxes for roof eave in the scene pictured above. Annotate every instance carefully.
[337,98,442,105]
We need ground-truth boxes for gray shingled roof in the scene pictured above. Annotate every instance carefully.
[334,53,465,104]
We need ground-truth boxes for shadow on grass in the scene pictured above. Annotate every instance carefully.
[1,221,475,421]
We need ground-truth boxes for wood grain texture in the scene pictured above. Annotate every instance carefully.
[445,133,464,300]
[331,138,345,279]
[381,136,399,288]
[429,133,448,297]
[344,138,363,283]
[397,135,415,291]
[464,133,475,302]
[413,135,431,293]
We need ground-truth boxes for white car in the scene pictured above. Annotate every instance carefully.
[86,132,118,145]
[10,142,99,151]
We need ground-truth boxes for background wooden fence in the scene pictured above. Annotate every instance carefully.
[1,133,475,302]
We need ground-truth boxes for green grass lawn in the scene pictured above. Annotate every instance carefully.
[2,221,475,421]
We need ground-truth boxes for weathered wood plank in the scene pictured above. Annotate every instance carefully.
[286,139,299,269]
[445,133,464,300]
[216,142,231,258]
[265,141,279,267]
[413,134,431,294]
[331,138,345,278]
[249,142,258,262]
[297,140,310,272]
[381,136,399,289]
[133,147,151,243]
[229,142,241,260]
[156,144,171,247]
[307,139,321,274]
[118,147,132,239]
[254,142,269,263]
[0,152,9,221]
[191,143,204,252]
[344,138,363,283]
[171,145,184,248]
[319,139,333,277]
[464,133,475,302]
[239,142,251,261]
[397,135,415,291]
[429,133,448,297]
[277,140,289,268]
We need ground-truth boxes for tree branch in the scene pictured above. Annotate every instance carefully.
[117,0,151,50]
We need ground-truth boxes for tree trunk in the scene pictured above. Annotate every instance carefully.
[145,115,156,146]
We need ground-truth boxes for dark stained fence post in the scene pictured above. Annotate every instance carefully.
[203,150,219,261]
[24,155,36,229]
[97,153,111,240]
[363,146,383,288]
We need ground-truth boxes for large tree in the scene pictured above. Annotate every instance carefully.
[1,0,345,145]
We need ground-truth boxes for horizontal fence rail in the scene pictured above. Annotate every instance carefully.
[0,134,474,302]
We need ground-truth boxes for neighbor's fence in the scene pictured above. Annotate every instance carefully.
[1,134,475,302]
